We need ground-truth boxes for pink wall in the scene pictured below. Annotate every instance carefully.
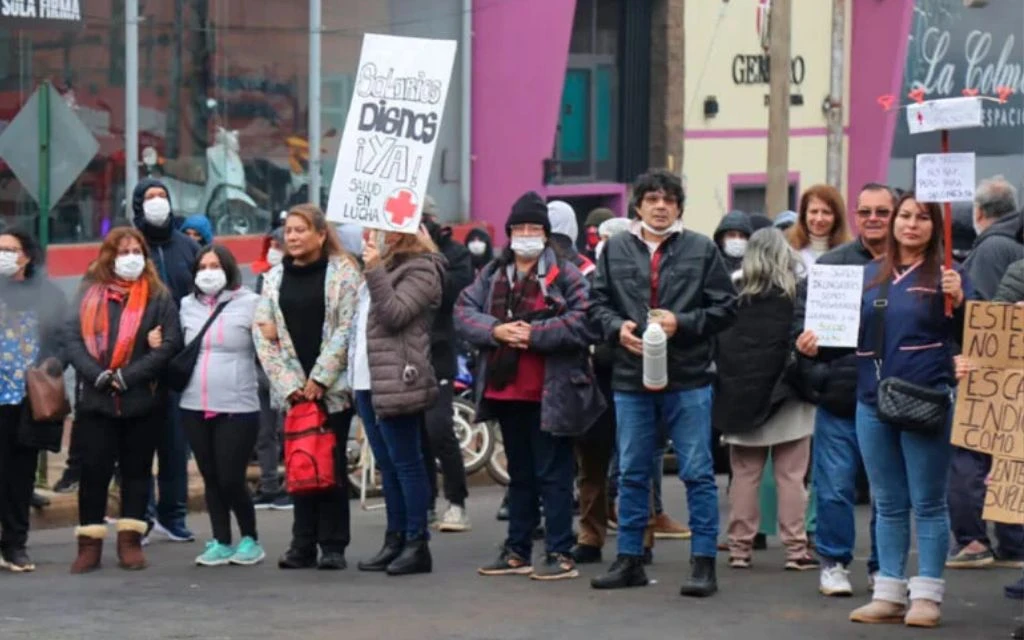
[472,0,576,245]
[847,0,915,215]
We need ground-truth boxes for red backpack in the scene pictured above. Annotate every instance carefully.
[283,402,337,494]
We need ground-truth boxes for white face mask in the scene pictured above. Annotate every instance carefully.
[640,220,680,237]
[195,268,228,295]
[510,236,545,260]
[266,247,284,267]
[142,197,171,226]
[467,239,487,256]
[114,254,146,281]
[0,250,20,277]
[723,238,748,259]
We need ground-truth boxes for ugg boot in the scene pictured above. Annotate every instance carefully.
[70,525,107,574]
[116,519,148,570]
[905,576,944,628]
[849,576,908,624]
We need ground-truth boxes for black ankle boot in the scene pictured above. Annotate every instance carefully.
[679,556,718,597]
[590,554,648,590]
[358,532,404,572]
[386,537,432,576]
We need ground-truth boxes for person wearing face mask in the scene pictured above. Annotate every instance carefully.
[0,228,68,573]
[64,227,181,573]
[713,210,754,274]
[178,245,266,567]
[464,227,494,273]
[455,191,604,581]
[583,207,616,261]
[180,215,214,248]
[131,178,200,544]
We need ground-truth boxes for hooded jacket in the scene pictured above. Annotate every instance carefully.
[713,210,753,273]
[132,178,200,305]
[465,227,494,272]
[962,211,1024,300]
[180,215,214,246]
[424,220,472,380]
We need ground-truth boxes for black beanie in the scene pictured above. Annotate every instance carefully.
[506,191,551,235]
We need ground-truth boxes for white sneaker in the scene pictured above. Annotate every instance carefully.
[819,563,854,596]
[437,504,472,532]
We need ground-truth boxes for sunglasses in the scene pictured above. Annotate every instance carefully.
[856,208,892,219]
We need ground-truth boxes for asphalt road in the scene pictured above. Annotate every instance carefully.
[3,483,1019,640]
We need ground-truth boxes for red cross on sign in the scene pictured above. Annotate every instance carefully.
[917,112,925,125]
[384,189,418,227]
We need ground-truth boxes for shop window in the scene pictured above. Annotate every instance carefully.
[731,183,798,216]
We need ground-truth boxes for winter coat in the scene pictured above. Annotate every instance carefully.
[180,215,214,246]
[363,252,445,419]
[713,210,753,273]
[464,227,494,273]
[589,223,738,393]
[713,286,796,435]
[962,212,1024,300]
[65,284,182,418]
[994,258,1024,303]
[179,288,261,414]
[455,247,606,436]
[131,178,201,305]
[790,238,875,418]
[253,255,361,413]
[428,228,474,381]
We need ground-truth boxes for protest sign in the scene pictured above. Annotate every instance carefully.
[803,264,863,348]
[915,152,975,203]
[951,302,1024,463]
[325,34,457,233]
[984,457,1024,525]
[906,96,983,134]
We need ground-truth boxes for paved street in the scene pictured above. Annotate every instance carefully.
[4,482,1019,640]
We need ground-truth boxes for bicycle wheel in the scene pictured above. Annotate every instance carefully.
[485,421,509,486]
[452,398,493,474]
[346,414,381,498]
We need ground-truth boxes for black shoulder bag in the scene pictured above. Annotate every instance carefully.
[871,278,950,434]
[167,301,231,393]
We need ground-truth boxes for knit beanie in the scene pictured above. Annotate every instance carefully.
[506,191,551,235]
[585,207,615,228]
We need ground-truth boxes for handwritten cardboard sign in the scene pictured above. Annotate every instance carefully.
[983,457,1024,525]
[951,302,1024,462]
[906,96,983,134]
[915,152,975,203]
[325,34,457,233]
[804,264,864,348]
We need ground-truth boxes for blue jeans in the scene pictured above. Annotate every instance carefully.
[146,395,189,527]
[814,407,879,571]
[354,391,430,539]
[856,401,952,580]
[615,386,718,558]
[608,441,666,513]
[490,400,575,558]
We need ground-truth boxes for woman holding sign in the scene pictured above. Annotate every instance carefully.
[849,193,970,628]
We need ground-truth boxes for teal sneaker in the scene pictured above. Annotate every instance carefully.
[195,541,234,567]
[230,536,266,566]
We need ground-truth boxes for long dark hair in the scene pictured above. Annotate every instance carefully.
[869,191,944,289]
[0,227,41,279]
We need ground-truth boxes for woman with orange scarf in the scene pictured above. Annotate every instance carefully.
[64,227,181,574]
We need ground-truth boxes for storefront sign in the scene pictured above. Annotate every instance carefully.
[326,34,457,233]
[0,0,83,28]
[731,54,805,85]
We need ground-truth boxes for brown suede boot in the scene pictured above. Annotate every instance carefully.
[116,519,148,570]
[850,576,908,624]
[70,525,107,574]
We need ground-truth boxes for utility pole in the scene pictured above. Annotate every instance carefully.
[765,0,791,217]
[825,0,845,189]
[309,0,322,208]
[126,0,139,208]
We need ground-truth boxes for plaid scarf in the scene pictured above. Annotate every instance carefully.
[486,265,543,390]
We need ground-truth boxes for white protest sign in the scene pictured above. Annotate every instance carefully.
[804,264,864,349]
[326,34,457,233]
[915,152,975,203]
[906,96,983,134]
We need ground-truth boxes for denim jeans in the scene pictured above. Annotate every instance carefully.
[949,447,1024,558]
[615,386,718,558]
[814,406,880,571]
[355,391,430,539]
[490,400,575,558]
[608,440,665,513]
[856,401,952,580]
[146,394,189,527]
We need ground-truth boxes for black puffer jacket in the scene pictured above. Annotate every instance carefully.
[590,228,737,392]
[790,238,874,418]
[65,283,182,419]
[994,258,1024,303]
[426,224,472,381]
[714,287,795,434]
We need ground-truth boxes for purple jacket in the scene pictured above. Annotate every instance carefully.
[454,247,606,436]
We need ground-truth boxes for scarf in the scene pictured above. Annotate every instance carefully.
[79,278,151,370]
[486,265,544,390]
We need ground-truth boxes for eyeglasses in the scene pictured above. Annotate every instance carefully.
[856,208,892,219]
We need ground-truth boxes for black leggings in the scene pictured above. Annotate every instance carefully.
[77,412,158,525]
[183,411,260,545]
